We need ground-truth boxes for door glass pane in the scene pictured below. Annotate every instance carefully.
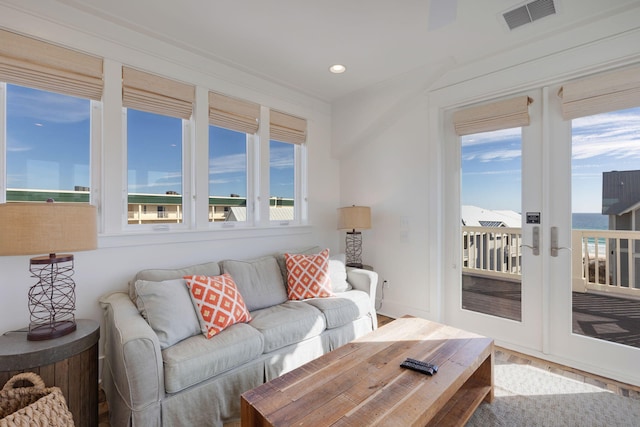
[571,106,640,348]
[461,127,522,321]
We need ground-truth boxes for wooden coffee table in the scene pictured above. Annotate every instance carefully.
[241,315,493,426]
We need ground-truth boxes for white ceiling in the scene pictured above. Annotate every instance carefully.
[47,0,640,102]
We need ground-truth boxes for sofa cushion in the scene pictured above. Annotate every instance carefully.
[220,256,287,311]
[285,249,334,300]
[162,322,264,394]
[129,261,222,301]
[134,278,201,349]
[249,301,326,353]
[184,274,252,338]
[303,290,372,329]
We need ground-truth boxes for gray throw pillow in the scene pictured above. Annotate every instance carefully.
[221,256,287,311]
[135,278,202,349]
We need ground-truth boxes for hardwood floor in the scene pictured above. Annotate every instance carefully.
[98,314,640,426]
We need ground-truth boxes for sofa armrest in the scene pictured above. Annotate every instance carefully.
[99,292,164,414]
[346,268,379,329]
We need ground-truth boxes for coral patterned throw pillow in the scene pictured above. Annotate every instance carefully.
[183,274,251,338]
[285,248,334,300]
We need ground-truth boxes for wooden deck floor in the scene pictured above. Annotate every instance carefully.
[462,274,640,349]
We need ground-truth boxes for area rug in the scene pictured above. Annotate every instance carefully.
[467,361,640,426]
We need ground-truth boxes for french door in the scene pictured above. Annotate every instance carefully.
[445,87,640,386]
[445,89,544,354]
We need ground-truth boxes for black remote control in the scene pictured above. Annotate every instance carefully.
[400,358,438,375]
[405,358,438,373]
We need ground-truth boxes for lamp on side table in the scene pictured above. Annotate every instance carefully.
[337,205,372,268]
[0,200,97,341]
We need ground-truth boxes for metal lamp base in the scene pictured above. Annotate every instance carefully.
[345,231,363,268]
[28,254,77,341]
[28,320,77,341]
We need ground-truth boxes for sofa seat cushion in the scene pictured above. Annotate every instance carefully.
[303,290,371,329]
[162,322,264,394]
[249,301,326,353]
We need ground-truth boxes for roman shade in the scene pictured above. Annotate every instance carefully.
[122,67,194,119]
[559,65,640,120]
[0,29,103,100]
[270,110,307,144]
[453,96,532,136]
[209,91,260,134]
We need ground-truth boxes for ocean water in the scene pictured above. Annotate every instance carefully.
[572,213,608,230]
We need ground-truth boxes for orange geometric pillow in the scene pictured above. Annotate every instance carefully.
[285,248,334,300]
[183,274,252,338]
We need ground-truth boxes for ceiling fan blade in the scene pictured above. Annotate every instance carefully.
[428,0,458,31]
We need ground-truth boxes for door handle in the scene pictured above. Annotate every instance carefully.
[551,226,559,257]
[532,226,540,256]
[522,226,540,256]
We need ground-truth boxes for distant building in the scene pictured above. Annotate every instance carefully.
[602,170,640,231]
[461,205,521,227]
[602,170,640,287]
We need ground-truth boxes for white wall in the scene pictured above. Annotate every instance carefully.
[0,4,341,339]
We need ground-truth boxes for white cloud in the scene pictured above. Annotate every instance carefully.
[209,153,246,175]
[8,89,90,124]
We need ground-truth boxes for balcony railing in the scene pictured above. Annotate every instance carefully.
[462,226,522,281]
[572,229,640,297]
[462,226,640,298]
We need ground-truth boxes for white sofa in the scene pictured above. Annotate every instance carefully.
[99,248,378,427]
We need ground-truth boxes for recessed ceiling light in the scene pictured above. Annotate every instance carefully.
[329,64,346,74]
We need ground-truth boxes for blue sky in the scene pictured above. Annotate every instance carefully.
[462,106,640,213]
[6,84,295,199]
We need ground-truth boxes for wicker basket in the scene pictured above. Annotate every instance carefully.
[0,372,74,427]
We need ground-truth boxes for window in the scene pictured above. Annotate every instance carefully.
[269,110,306,222]
[126,109,184,224]
[122,67,194,226]
[209,125,249,223]
[0,29,102,205]
[269,139,295,221]
[5,84,92,203]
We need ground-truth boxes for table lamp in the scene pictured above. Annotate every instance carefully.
[337,206,371,268]
[0,201,97,340]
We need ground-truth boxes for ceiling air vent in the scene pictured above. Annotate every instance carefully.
[503,0,556,31]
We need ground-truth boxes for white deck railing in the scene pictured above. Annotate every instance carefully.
[462,226,522,282]
[462,226,640,298]
[572,229,640,297]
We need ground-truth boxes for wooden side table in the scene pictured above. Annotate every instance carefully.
[0,319,100,427]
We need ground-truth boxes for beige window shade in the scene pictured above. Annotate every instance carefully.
[270,110,307,144]
[453,96,532,136]
[0,29,103,100]
[122,67,194,119]
[209,91,260,134]
[559,65,640,120]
